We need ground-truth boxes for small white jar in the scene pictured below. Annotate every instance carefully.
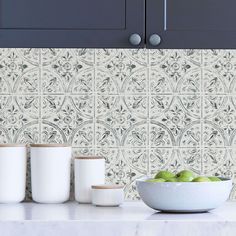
[30,144,71,204]
[0,144,27,203]
[74,156,105,203]
[91,185,124,207]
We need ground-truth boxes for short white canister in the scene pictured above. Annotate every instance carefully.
[0,144,27,203]
[91,185,124,207]
[74,156,105,203]
[30,144,71,203]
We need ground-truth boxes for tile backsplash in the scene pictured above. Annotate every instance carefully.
[0,48,236,200]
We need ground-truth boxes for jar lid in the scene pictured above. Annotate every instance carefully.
[75,156,104,160]
[30,144,71,147]
[0,144,26,147]
[92,185,123,189]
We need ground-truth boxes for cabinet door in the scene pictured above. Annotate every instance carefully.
[0,0,145,48]
[146,0,236,49]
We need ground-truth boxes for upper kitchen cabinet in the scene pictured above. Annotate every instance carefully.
[0,0,145,48]
[146,0,236,49]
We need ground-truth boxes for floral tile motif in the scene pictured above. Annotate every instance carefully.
[100,51,146,88]
[149,121,175,147]
[124,49,148,66]
[204,50,236,91]
[95,121,119,148]
[42,96,92,141]
[41,121,67,144]
[71,121,94,148]
[203,122,226,147]
[202,148,234,178]
[203,70,227,94]
[204,96,236,144]
[73,147,95,157]
[96,95,146,142]
[0,50,39,94]
[176,69,201,94]
[149,148,175,174]
[96,148,146,200]
[16,49,40,66]
[95,69,119,95]
[121,122,148,148]
[149,49,171,66]
[158,50,200,91]
[150,95,173,119]
[154,96,197,140]
[204,95,227,118]
[177,122,201,147]
[0,95,39,142]
[178,148,202,174]
[121,148,148,173]
[95,49,118,66]
[149,69,173,94]
[1,48,236,200]
[15,122,40,144]
[122,69,148,94]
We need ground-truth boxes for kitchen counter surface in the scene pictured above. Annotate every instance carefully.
[1,201,236,236]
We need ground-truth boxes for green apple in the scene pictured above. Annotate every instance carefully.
[192,177,211,182]
[146,178,166,183]
[176,176,193,182]
[154,171,175,180]
[165,177,178,182]
[176,170,195,181]
[208,176,222,182]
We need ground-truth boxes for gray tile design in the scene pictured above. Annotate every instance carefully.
[0,49,236,200]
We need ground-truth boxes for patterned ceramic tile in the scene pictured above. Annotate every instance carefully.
[178,148,202,174]
[149,148,175,174]
[1,48,236,200]
[202,148,235,179]
[96,148,146,200]
[0,95,39,142]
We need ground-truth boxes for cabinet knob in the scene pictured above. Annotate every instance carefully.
[149,34,161,46]
[129,33,142,46]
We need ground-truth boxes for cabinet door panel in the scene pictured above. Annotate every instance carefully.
[0,0,144,48]
[1,0,125,29]
[147,0,236,49]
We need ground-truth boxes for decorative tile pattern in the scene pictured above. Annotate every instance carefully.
[1,49,236,200]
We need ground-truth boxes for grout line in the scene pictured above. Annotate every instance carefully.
[94,49,97,155]
[147,49,150,175]
[201,50,205,175]
[2,92,236,96]
[39,49,42,143]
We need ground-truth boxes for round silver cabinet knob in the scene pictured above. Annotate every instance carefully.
[149,34,161,46]
[129,33,142,46]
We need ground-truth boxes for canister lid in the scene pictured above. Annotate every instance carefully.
[0,144,26,147]
[30,144,71,147]
[75,156,104,160]
[91,185,123,189]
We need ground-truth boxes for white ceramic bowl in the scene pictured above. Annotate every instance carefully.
[136,177,232,212]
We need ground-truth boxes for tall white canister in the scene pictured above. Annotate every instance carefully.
[74,156,105,203]
[30,144,71,203]
[0,144,27,203]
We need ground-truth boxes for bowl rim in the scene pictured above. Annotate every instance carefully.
[136,176,232,184]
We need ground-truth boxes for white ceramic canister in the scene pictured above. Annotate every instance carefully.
[91,185,124,207]
[74,156,105,203]
[0,144,27,203]
[30,144,72,203]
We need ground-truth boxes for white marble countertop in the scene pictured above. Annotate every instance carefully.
[0,201,236,236]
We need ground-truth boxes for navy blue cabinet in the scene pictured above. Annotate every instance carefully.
[147,0,236,49]
[0,0,145,48]
[1,0,236,48]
